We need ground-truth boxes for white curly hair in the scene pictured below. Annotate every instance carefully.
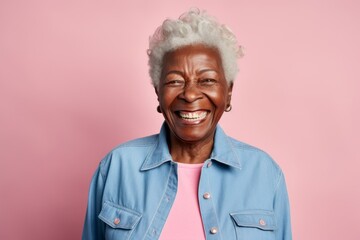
[147,8,244,87]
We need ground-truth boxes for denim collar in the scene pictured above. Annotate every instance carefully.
[140,123,242,171]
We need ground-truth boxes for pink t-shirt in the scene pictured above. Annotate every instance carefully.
[159,162,206,240]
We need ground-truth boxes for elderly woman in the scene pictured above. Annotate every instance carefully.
[82,9,292,240]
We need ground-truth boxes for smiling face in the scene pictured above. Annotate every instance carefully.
[156,44,233,144]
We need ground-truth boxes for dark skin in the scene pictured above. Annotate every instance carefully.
[155,44,233,164]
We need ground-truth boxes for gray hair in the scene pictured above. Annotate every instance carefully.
[147,8,244,87]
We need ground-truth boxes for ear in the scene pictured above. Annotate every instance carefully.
[227,82,234,104]
[154,87,159,101]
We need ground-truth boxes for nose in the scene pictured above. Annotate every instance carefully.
[179,82,203,102]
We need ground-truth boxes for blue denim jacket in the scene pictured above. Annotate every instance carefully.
[82,124,292,240]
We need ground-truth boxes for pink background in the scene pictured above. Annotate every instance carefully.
[1,0,359,239]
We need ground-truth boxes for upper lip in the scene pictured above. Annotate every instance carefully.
[173,108,210,112]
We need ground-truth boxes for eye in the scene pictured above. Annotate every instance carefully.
[165,79,185,87]
[199,78,217,86]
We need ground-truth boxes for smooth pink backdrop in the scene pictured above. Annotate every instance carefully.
[1,0,359,239]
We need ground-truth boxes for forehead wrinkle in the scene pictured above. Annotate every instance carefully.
[162,45,223,80]
[182,54,219,78]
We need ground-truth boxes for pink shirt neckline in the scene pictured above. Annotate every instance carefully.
[176,162,204,168]
[159,162,205,240]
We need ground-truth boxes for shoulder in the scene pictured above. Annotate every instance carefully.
[113,134,159,149]
[228,136,282,174]
[98,134,160,177]
[227,136,285,192]
[228,136,273,157]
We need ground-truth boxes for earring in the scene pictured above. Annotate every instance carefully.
[225,104,232,112]
[157,106,162,113]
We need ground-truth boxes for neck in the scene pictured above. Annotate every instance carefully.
[168,132,214,164]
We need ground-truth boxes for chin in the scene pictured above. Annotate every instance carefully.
[171,124,215,143]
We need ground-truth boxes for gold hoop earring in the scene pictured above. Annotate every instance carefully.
[157,106,162,113]
[225,104,232,112]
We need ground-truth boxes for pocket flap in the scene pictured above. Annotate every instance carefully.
[98,201,142,229]
[230,210,277,231]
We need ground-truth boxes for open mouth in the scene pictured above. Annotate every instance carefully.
[175,111,208,122]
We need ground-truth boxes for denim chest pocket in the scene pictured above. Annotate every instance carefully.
[98,201,142,240]
[230,210,277,240]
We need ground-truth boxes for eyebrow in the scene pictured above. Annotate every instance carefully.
[165,70,184,76]
[198,69,219,74]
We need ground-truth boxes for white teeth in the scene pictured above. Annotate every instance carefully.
[179,111,207,120]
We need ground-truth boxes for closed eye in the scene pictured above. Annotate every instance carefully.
[199,78,217,86]
[165,79,185,86]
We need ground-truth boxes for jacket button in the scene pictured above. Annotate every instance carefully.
[210,227,218,234]
[207,161,212,168]
[203,192,211,199]
[113,218,120,225]
[259,219,266,226]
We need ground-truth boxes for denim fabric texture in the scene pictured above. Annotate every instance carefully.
[82,123,292,240]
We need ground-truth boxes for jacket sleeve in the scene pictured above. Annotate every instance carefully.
[82,164,106,240]
[274,170,292,240]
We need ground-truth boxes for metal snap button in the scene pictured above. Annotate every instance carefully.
[210,227,218,234]
[259,219,266,226]
[203,192,211,199]
[113,218,120,225]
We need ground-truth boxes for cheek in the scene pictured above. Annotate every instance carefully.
[204,89,228,108]
[159,89,178,107]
